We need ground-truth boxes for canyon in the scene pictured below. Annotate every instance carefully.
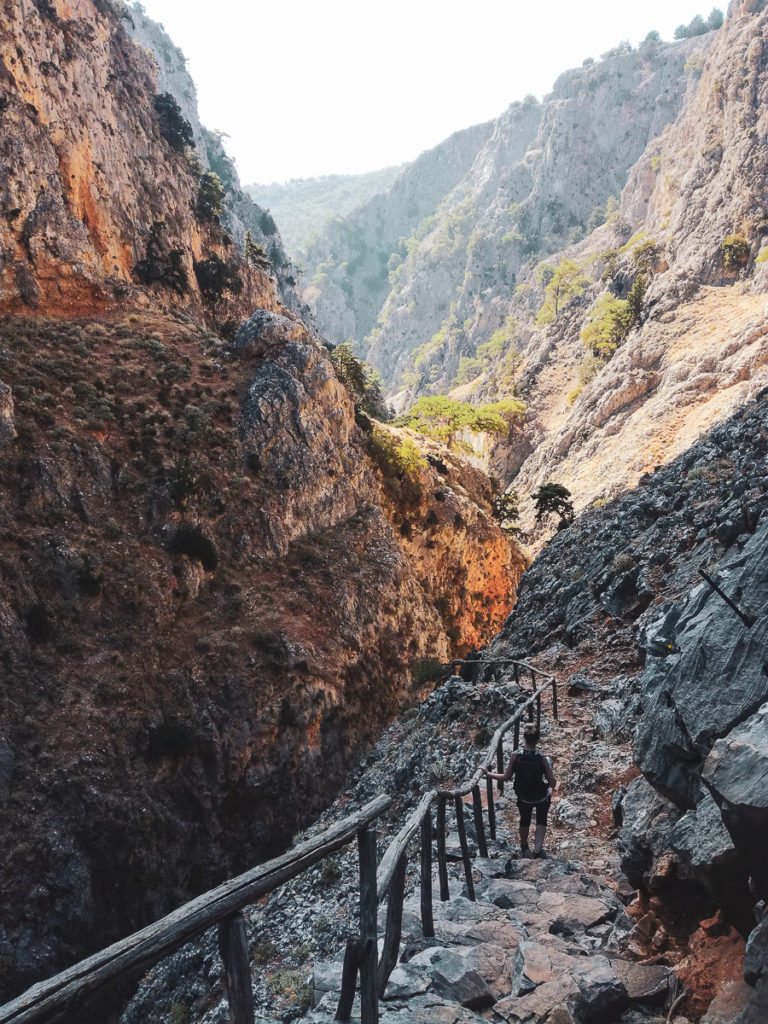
[1,1,768,1022]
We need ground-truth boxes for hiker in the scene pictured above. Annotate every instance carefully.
[484,723,556,858]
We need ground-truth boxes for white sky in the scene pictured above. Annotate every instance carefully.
[137,0,719,184]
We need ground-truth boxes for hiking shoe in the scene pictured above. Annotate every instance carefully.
[533,849,547,859]
[520,846,531,858]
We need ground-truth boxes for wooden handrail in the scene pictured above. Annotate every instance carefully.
[0,795,390,1024]
[1,657,557,1024]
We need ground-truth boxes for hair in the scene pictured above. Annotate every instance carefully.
[523,724,540,746]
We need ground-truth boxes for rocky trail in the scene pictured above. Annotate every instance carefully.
[122,676,700,1024]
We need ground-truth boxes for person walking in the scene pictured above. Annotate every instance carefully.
[484,722,556,858]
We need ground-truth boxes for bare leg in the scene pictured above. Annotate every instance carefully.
[533,823,547,855]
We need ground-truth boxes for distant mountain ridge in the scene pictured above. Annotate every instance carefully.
[246,167,405,257]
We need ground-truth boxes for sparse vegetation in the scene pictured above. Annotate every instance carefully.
[244,231,271,271]
[193,254,243,304]
[533,482,574,528]
[367,427,425,503]
[397,396,523,448]
[330,344,386,418]
[133,220,188,295]
[491,489,521,536]
[674,9,723,38]
[721,234,750,270]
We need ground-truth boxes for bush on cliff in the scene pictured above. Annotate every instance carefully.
[153,93,194,154]
[581,293,632,355]
[533,482,574,528]
[536,258,591,325]
[196,172,225,222]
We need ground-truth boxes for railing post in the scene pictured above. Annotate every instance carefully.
[376,853,407,997]
[513,720,520,751]
[486,773,497,841]
[471,785,488,859]
[336,938,362,1021]
[513,662,520,689]
[536,693,541,732]
[218,912,255,1024]
[454,794,475,902]
[358,827,379,1024]
[420,809,434,937]
[529,666,536,692]
[552,678,559,721]
[436,794,449,901]
[496,738,505,794]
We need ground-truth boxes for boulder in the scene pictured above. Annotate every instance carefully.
[634,521,768,807]
[744,915,768,987]
[701,707,768,897]
[617,776,681,890]
[408,948,496,1010]
[568,956,629,1022]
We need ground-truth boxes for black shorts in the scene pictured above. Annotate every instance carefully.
[517,796,550,827]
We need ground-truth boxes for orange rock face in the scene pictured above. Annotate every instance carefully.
[0,0,269,319]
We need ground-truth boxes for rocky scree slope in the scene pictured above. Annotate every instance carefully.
[299,121,496,346]
[0,304,520,1002]
[0,0,282,320]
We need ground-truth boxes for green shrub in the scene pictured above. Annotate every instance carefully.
[721,234,750,270]
[627,274,648,324]
[454,356,482,385]
[153,93,194,153]
[244,231,271,270]
[367,427,425,503]
[259,210,278,235]
[196,172,224,222]
[397,396,524,447]
[193,254,243,304]
[631,239,658,273]
[491,489,521,535]
[133,220,188,295]
[331,344,386,418]
[581,294,632,355]
[536,258,591,325]
[533,483,574,527]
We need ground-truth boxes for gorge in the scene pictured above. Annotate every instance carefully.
[1,1,768,1023]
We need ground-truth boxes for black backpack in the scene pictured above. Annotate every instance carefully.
[512,750,548,802]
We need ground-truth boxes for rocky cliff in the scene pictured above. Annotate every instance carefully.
[0,305,521,1002]
[0,0,289,321]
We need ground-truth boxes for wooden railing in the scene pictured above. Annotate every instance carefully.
[0,660,557,1024]
[359,659,557,1015]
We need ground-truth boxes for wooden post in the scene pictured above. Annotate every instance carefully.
[530,666,536,692]
[471,785,488,859]
[336,938,362,1021]
[358,827,379,1024]
[513,662,520,688]
[486,773,496,841]
[217,913,255,1024]
[420,810,434,937]
[454,794,475,902]
[436,794,449,902]
[552,678,559,721]
[496,738,505,795]
[536,693,541,732]
[513,719,520,752]
[376,854,407,997]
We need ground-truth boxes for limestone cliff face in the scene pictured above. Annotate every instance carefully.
[0,0,274,320]
[300,122,495,344]
[0,306,519,999]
